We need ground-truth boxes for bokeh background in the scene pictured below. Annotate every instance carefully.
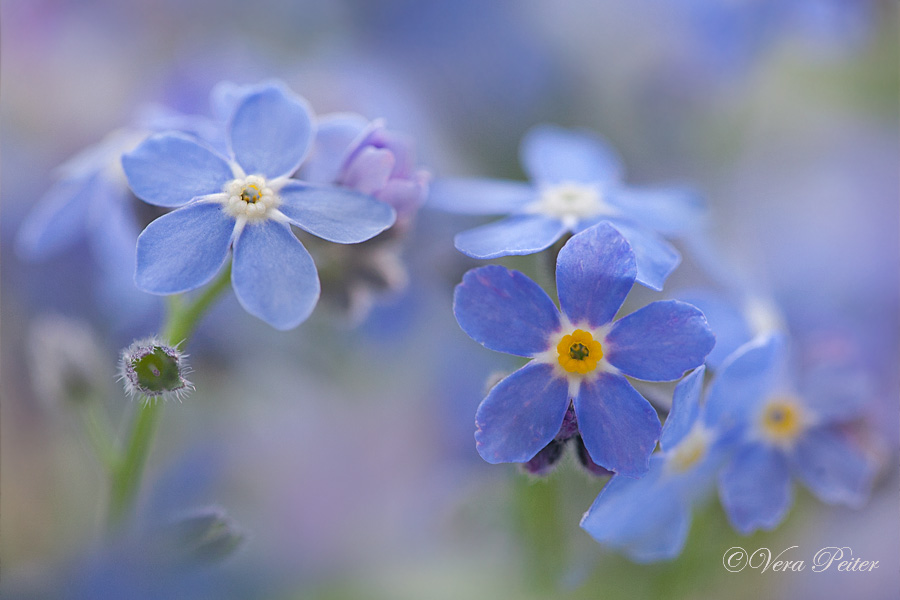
[2,1,898,598]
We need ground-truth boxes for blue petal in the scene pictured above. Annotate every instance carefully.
[86,177,140,275]
[16,173,95,260]
[605,186,705,235]
[660,366,706,451]
[718,443,792,534]
[123,133,233,207]
[575,373,661,477]
[556,222,635,328]
[581,459,691,562]
[676,290,753,370]
[604,220,681,291]
[801,364,870,425]
[228,84,314,178]
[231,221,320,330]
[428,178,535,214]
[454,265,561,357]
[454,215,566,259]
[301,113,368,184]
[520,124,623,184]
[791,427,874,507]
[277,181,396,244]
[135,203,234,294]
[605,300,715,381]
[474,362,569,464]
[704,333,786,431]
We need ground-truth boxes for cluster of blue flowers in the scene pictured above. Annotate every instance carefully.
[437,125,878,561]
[16,79,879,566]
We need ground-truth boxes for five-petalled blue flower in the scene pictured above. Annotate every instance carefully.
[431,124,705,290]
[453,223,715,476]
[123,81,397,330]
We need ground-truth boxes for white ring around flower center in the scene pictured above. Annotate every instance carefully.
[222,175,281,222]
[525,182,617,229]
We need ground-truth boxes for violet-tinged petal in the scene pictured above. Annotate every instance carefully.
[278,181,396,244]
[574,436,614,477]
[556,222,636,328]
[454,265,561,357]
[135,203,234,294]
[575,373,661,477]
[718,443,793,534]
[520,124,623,185]
[704,333,786,431]
[454,215,566,259]
[605,300,715,382]
[604,220,681,292]
[340,147,394,195]
[16,173,95,260]
[123,133,233,208]
[428,178,535,214]
[791,427,874,507]
[474,362,569,464]
[302,113,368,184]
[228,84,314,179]
[581,459,691,562]
[605,186,705,235]
[231,221,319,330]
[660,366,706,451]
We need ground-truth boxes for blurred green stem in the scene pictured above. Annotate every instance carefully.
[106,262,232,534]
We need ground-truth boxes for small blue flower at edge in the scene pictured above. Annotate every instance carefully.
[706,333,877,534]
[122,81,396,330]
[453,222,715,477]
[431,124,705,290]
[580,366,728,562]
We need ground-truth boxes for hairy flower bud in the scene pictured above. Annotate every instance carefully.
[118,337,192,402]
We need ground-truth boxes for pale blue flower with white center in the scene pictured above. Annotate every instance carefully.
[581,366,731,562]
[707,333,877,534]
[123,81,396,330]
[453,223,715,477]
[431,124,705,290]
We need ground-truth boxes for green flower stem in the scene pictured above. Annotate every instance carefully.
[106,262,233,534]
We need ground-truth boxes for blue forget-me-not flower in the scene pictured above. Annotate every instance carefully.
[453,223,715,476]
[123,81,397,330]
[581,366,729,561]
[707,333,876,534]
[431,124,704,290]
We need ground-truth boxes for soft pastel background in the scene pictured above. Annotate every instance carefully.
[2,1,898,598]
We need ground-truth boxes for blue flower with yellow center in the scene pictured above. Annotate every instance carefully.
[123,81,396,330]
[581,366,731,561]
[705,333,877,534]
[453,223,715,477]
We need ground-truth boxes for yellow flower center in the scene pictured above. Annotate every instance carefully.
[556,329,603,374]
[667,428,708,474]
[241,184,262,204]
[759,397,805,445]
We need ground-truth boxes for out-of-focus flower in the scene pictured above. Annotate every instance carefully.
[119,337,192,402]
[295,112,430,323]
[123,81,396,330]
[27,314,109,407]
[154,506,244,565]
[453,223,714,476]
[708,333,877,534]
[430,124,704,290]
[581,366,728,561]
